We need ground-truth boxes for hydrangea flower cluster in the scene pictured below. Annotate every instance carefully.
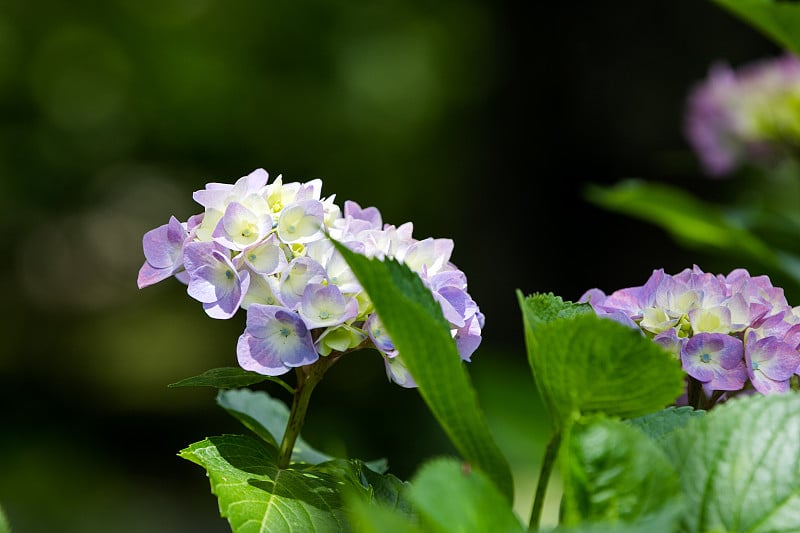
[685,53,800,176]
[581,266,800,398]
[138,169,483,387]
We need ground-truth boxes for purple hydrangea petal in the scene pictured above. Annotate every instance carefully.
[137,261,174,288]
[745,333,798,394]
[681,333,745,390]
[279,257,327,309]
[366,313,395,353]
[211,201,272,250]
[402,238,454,276]
[578,288,607,308]
[137,216,188,288]
[343,200,383,230]
[454,312,483,361]
[653,328,686,358]
[276,200,324,244]
[598,309,642,331]
[186,250,249,319]
[237,304,318,375]
[240,269,283,310]
[237,332,291,375]
[384,354,416,388]
[142,216,186,269]
[299,283,358,329]
[746,335,800,382]
[434,286,469,328]
[240,234,286,275]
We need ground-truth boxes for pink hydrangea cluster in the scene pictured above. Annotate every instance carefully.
[137,169,483,386]
[685,53,800,176]
[581,266,800,397]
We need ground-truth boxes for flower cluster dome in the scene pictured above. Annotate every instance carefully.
[138,169,483,386]
[685,53,800,176]
[581,266,800,396]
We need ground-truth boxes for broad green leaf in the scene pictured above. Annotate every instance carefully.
[561,415,682,527]
[627,406,705,443]
[316,459,411,513]
[346,496,419,533]
[663,393,800,533]
[0,504,9,533]
[711,0,800,54]
[180,434,347,532]
[406,457,524,533]
[334,459,416,533]
[518,292,592,328]
[217,389,333,464]
[169,367,293,393]
[333,241,514,502]
[519,293,685,429]
[586,180,778,264]
[553,503,683,533]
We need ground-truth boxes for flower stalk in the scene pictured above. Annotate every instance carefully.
[276,356,335,469]
[529,431,562,531]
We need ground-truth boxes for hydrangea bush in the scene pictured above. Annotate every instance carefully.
[132,168,800,533]
[124,3,800,532]
[685,53,800,176]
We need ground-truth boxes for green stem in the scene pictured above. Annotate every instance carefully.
[529,431,562,531]
[276,359,329,469]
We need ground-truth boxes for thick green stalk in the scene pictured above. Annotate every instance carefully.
[276,360,328,469]
[529,431,562,531]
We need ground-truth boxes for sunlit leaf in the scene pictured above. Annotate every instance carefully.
[519,292,685,430]
[180,434,347,532]
[333,241,514,502]
[711,0,800,54]
[586,180,776,261]
[663,394,800,532]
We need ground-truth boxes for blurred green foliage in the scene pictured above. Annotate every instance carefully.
[0,0,786,530]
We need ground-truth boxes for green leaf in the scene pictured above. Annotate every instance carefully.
[217,388,333,464]
[406,457,524,533]
[519,293,685,429]
[169,367,294,393]
[333,241,514,502]
[180,434,348,532]
[627,406,705,443]
[346,496,419,533]
[518,292,593,328]
[335,459,416,533]
[316,459,411,513]
[711,0,800,54]
[552,503,684,533]
[586,180,778,264]
[0,504,10,533]
[663,393,800,533]
[561,415,682,527]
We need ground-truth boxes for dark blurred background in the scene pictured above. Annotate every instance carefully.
[0,1,784,531]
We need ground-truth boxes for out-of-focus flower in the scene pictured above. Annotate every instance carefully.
[137,169,482,386]
[581,266,800,402]
[685,53,800,176]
